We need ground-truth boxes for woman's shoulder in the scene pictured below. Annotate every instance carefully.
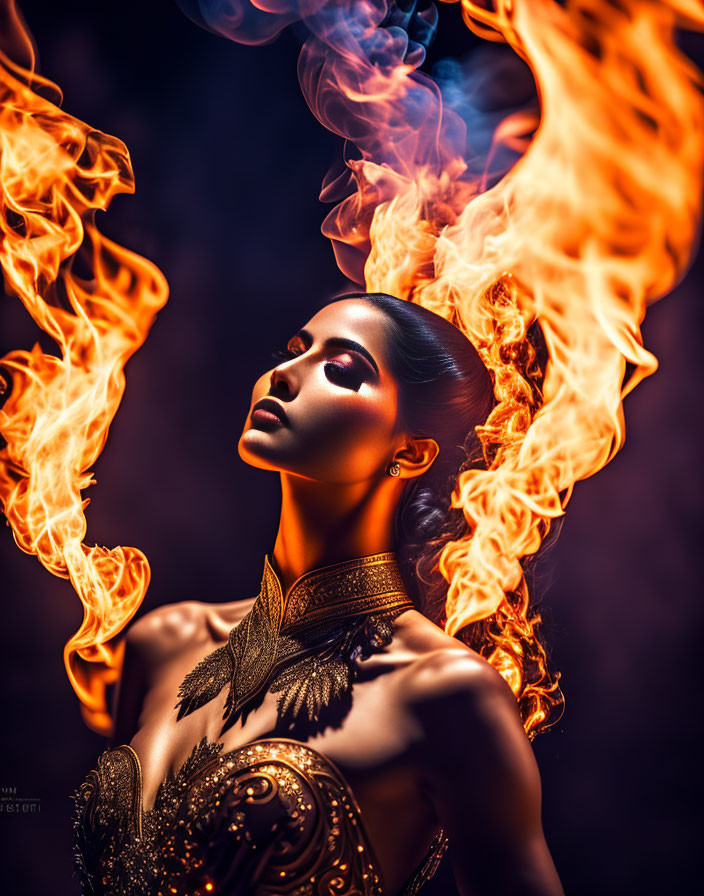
[109,597,256,746]
[124,596,256,666]
[395,613,531,788]
[393,610,516,718]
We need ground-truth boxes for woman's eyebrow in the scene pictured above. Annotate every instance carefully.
[294,329,380,376]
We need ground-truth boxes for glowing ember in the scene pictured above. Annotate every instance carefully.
[181,0,704,734]
[0,0,168,734]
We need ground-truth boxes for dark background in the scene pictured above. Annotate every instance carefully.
[1,1,702,893]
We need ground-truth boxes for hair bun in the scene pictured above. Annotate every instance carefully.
[397,483,446,548]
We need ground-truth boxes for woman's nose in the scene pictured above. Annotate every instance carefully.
[269,362,296,399]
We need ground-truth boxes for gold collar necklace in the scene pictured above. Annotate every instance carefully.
[174,552,414,736]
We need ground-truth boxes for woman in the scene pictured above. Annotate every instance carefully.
[72,292,565,896]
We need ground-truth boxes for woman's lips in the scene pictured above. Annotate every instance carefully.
[250,398,289,430]
[251,408,284,429]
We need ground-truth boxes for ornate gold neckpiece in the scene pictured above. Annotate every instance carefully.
[174,552,414,735]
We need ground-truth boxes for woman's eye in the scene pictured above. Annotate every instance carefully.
[271,345,364,391]
[324,361,364,391]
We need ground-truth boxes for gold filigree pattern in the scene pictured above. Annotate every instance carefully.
[72,736,447,895]
[174,552,416,735]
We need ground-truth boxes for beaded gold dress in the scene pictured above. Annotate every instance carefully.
[71,552,449,895]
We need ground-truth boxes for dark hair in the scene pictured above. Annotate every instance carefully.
[337,291,561,738]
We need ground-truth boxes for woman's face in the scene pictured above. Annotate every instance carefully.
[238,299,403,484]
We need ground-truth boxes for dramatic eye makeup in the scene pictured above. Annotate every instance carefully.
[271,329,379,392]
[323,354,366,391]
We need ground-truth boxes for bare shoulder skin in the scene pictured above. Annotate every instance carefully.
[404,647,564,896]
[109,597,255,746]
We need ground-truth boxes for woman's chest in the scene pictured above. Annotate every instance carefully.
[134,643,424,805]
[129,646,437,892]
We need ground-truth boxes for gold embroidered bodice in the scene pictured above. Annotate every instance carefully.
[72,736,448,895]
[71,552,449,895]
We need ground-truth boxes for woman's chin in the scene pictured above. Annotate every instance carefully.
[237,429,286,471]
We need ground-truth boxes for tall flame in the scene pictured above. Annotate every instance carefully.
[0,0,168,734]
[181,0,704,734]
[417,0,704,731]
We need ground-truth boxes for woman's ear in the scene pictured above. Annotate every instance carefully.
[392,437,439,479]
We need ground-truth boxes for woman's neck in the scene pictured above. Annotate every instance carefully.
[272,471,401,597]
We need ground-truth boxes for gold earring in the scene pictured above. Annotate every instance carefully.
[388,461,401,477]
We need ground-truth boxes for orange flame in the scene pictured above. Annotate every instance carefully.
[0,0,168,734]
[181,0,704,734]
[425,0,703,731]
